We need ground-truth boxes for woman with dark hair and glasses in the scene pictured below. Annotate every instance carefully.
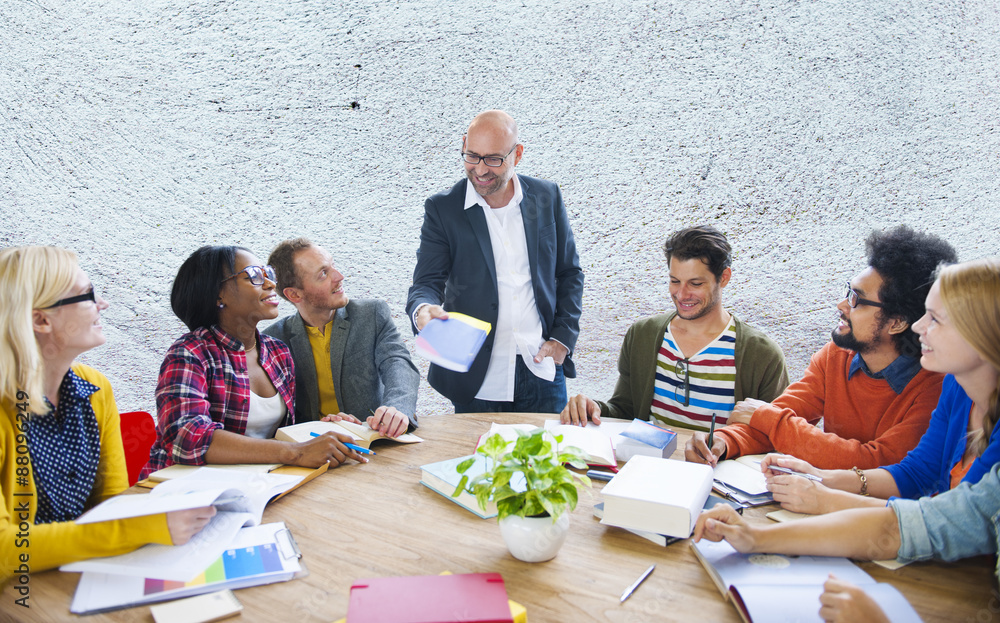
[0,246,214,583]
[141,246,363,478]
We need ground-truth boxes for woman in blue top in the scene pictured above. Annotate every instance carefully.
[759,257,1000,514]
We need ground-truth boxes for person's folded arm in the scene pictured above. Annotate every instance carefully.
[751,384,938,470]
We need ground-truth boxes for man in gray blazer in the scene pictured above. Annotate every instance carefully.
[263,238,419,436]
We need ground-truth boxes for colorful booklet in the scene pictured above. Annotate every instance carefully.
[69,523,304,615]
[415,312,491,373]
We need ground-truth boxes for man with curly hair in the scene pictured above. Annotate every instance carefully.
[687,225,957,470]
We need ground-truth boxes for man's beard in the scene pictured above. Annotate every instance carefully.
[831,317,885,354]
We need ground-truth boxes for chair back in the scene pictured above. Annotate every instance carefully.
[119,411,156,486]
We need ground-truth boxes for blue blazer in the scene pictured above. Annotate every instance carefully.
[406,175,585,404]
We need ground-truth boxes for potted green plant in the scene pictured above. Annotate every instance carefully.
[453,427,592,562]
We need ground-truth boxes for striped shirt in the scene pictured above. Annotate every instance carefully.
[650,318,737,430]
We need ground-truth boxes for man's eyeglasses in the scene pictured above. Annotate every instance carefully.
[221,265,276,286]
[673,358,691,407]
[461,145,517,168]
[844,281,885,309]
[44,287,99,309]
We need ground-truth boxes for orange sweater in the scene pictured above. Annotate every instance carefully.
[717,342,942,469]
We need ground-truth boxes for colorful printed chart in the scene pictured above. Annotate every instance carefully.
[144,543,284,595]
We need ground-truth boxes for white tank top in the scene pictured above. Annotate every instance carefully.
[244,391,286,439]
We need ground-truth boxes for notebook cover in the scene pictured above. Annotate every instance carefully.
[415,313,491,373]
[347,572,513,623]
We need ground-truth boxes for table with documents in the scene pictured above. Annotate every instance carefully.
[4,413,993,622]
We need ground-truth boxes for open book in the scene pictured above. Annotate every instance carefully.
[691,539,921,622]
[543,418,677,462]
[62,468,315,581]
[479,422,616,468]
[275,419,423,449]
[76,467,304,527]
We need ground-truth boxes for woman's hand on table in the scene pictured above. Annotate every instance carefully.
[289,432,367,467]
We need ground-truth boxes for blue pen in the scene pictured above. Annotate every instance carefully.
[309,431,375,455]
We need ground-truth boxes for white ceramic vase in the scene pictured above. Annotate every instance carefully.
[498,512,570,563]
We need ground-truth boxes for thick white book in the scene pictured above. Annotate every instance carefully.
[599,455,713,538]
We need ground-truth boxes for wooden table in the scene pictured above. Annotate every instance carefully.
[5,413,993,622]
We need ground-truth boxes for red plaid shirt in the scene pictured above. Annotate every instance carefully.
[141,325,296,478]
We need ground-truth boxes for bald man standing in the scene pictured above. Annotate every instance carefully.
[407,110,584,413]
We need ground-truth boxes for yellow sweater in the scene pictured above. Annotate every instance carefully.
[1,364,172,585]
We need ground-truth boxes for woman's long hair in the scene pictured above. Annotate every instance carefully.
[0,246,79,415]
[938,257,1000,456]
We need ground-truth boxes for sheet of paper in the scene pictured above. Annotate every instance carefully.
[77,489,230,524]
[714,460,769,496]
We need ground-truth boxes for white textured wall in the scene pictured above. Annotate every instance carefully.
[2,0,998,417]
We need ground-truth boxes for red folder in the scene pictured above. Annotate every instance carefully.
[346,572,514,623]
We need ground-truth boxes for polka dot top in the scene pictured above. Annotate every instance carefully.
[27,370,102,524]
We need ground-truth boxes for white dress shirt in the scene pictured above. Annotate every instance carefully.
[464,176,556,401]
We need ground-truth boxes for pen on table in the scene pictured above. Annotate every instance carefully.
[767,465,823,482]
[620,563,655,603]
[309,431,376,455]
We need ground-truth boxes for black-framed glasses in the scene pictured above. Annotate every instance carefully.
[461,145,516,168]
[844,281,885,309]
[221,265,276,286]
[44,287,99,309]
[673,358,691,407]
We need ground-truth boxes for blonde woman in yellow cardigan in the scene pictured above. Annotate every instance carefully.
[0,246,214,585]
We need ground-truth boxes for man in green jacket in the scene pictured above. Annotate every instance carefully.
[560,225,789,435]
